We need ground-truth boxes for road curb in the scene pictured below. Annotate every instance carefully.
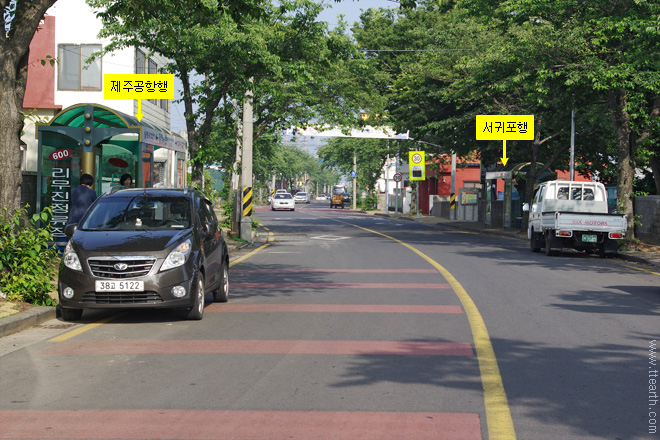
[0,306,57,339]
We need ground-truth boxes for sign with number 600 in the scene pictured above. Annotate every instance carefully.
[48,149,73,161]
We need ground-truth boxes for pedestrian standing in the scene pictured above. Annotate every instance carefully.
[120,173,133,188]
[66,174,98,228]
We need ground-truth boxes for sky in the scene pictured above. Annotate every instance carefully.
[168,0,398,134]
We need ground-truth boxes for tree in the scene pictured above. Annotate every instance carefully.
[460,0,660,238]
[0,0,58,214]
[89,0,271,185]
[318,137,402,195]
[353,0,660,237]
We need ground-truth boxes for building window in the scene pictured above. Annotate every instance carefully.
[135,49,146,74]
[148,59,158,104]
[160,99,169,112]
[58,44,102,91]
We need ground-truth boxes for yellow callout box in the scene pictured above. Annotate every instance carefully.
[104,74,175,99]
[476,115,534,140]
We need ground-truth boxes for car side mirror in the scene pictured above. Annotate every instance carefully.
[65,224,77,237]
[522,203,530,212]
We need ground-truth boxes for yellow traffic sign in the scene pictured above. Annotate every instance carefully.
[409,151,425,181]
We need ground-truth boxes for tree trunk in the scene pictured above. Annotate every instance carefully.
[0,0,59,215]
[0,49,27,215]
[608,88,636,239]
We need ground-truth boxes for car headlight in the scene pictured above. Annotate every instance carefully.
[160,239,191,271]
[63,240,83,272]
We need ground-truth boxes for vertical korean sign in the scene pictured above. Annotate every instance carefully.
[49,149,74,239]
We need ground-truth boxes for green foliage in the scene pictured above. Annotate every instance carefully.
[220,198,234,229]
[0,206,58,306]
[357,192,379,212]
[318,138,400,193]
[202,169,220,203]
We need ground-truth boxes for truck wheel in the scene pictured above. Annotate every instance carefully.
[545,232,556,256]
[529,228,541,252]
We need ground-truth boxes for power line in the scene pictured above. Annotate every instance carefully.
[361,48,483,52]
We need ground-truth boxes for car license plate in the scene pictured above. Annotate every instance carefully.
[582,235,597,243]
[95,280,144,292]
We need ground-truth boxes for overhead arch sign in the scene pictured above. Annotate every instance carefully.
[286,126,410,139]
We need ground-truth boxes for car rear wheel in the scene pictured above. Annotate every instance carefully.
[185,274,205,320]
[213,263,229,303]
[60,307,83,322]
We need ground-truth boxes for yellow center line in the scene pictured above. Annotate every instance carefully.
[49,313,125,343]
[621,263,660,276]
[306,212,517,439]
[229,240,272,267]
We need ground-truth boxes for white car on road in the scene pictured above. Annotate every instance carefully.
[271,193,295,211]
[294,192,310,204]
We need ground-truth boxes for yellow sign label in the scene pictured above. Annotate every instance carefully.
[103,74,175,99]
[476,115,534,140]
[409,150,425,181]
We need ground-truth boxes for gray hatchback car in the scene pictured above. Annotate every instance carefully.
[58,187,229,321]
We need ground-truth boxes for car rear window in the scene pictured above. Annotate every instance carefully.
[81,196,191,230]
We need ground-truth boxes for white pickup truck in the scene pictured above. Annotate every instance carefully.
[523,180,627,256]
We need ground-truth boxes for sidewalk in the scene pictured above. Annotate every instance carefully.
[1,213,658,338]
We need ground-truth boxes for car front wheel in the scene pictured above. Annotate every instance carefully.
[185,274,205,320]
[213,263,229,303]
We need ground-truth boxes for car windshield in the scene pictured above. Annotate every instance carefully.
[297,193,307,197]
[80,196,191,231]
[275,194,292,199]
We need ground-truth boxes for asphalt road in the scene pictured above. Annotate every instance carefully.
[0,200,657,439]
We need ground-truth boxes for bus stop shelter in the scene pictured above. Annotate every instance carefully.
[36,103,187,247]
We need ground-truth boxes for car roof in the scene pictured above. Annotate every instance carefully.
[102,187,208,202]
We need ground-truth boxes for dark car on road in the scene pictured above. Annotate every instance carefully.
[58,187,229,321]
[342,193,351,205]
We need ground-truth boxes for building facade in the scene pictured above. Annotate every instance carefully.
[21,0,185,220]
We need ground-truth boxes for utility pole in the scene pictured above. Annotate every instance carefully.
[570,108,575,181]
[231,100,242,236]
[384,154,390,213]
[353,152,357,210]
[240,82,253,241]
[450,151,457,220]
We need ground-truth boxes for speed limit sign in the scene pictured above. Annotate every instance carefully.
[408,150,425,181]
[393,173,402,183]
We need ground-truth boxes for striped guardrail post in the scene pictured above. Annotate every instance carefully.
[242,186,253,217]
[450,192,456,220]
